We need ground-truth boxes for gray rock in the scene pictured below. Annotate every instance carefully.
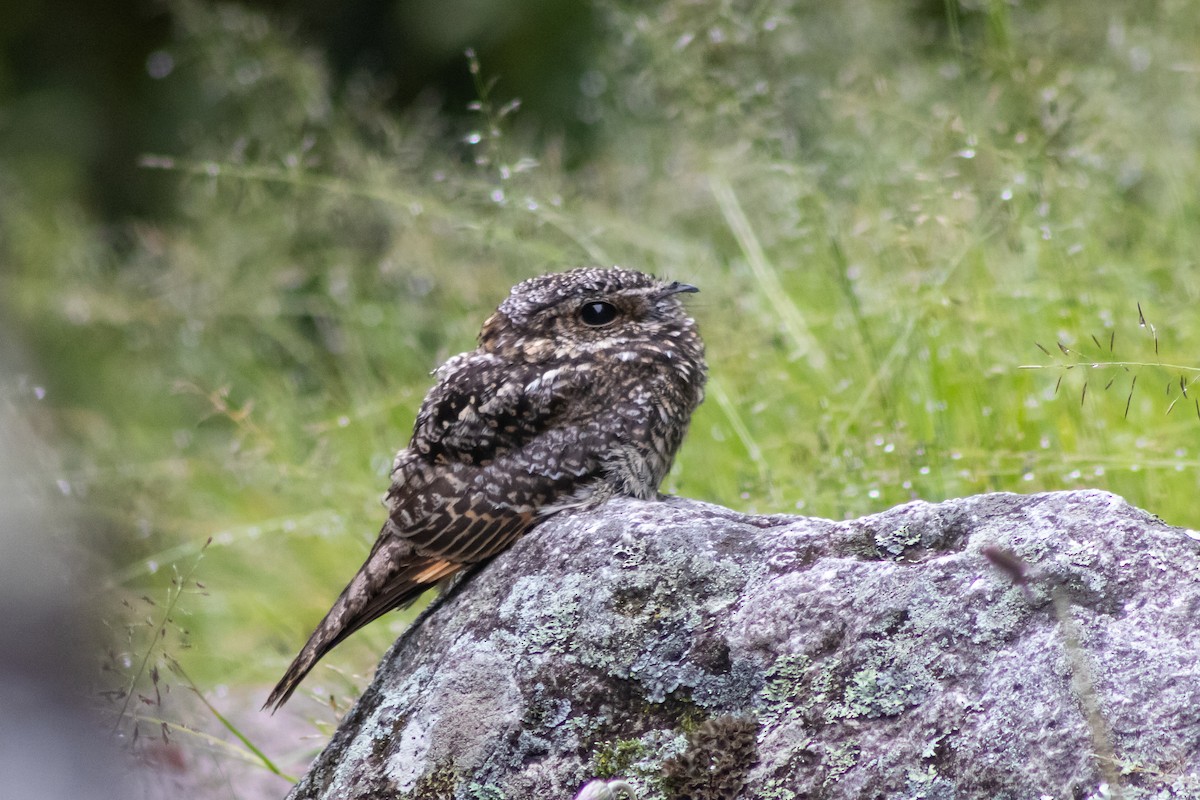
[286,491,1200,799]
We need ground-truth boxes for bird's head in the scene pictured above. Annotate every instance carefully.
[478,267,704,368]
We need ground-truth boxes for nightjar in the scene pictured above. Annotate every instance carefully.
[264,266,706,710]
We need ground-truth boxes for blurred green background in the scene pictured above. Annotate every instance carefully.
[3,0,1198,787]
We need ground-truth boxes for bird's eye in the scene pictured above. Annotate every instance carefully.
[579,301,619,327]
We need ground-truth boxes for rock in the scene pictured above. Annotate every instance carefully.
[285,491,1200,799]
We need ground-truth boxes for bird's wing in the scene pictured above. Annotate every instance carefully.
[264,415,616,711]
[407,351,565,463]
[386,425,606,561]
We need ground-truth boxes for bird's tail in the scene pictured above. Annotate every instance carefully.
[262,538,460,712]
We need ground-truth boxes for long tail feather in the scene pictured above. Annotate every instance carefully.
[263,539,460,711]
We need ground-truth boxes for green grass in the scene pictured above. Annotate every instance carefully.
[3,0,1199,787]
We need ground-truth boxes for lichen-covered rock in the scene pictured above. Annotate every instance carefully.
[285,491,1200,799]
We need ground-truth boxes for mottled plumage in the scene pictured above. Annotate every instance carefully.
[264,267,706,710]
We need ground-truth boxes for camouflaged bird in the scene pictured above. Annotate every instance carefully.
[264,266,706,710]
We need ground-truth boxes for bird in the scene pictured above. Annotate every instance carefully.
[264,266,707,711]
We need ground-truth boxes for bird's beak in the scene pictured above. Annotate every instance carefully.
[657,281,699,298]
